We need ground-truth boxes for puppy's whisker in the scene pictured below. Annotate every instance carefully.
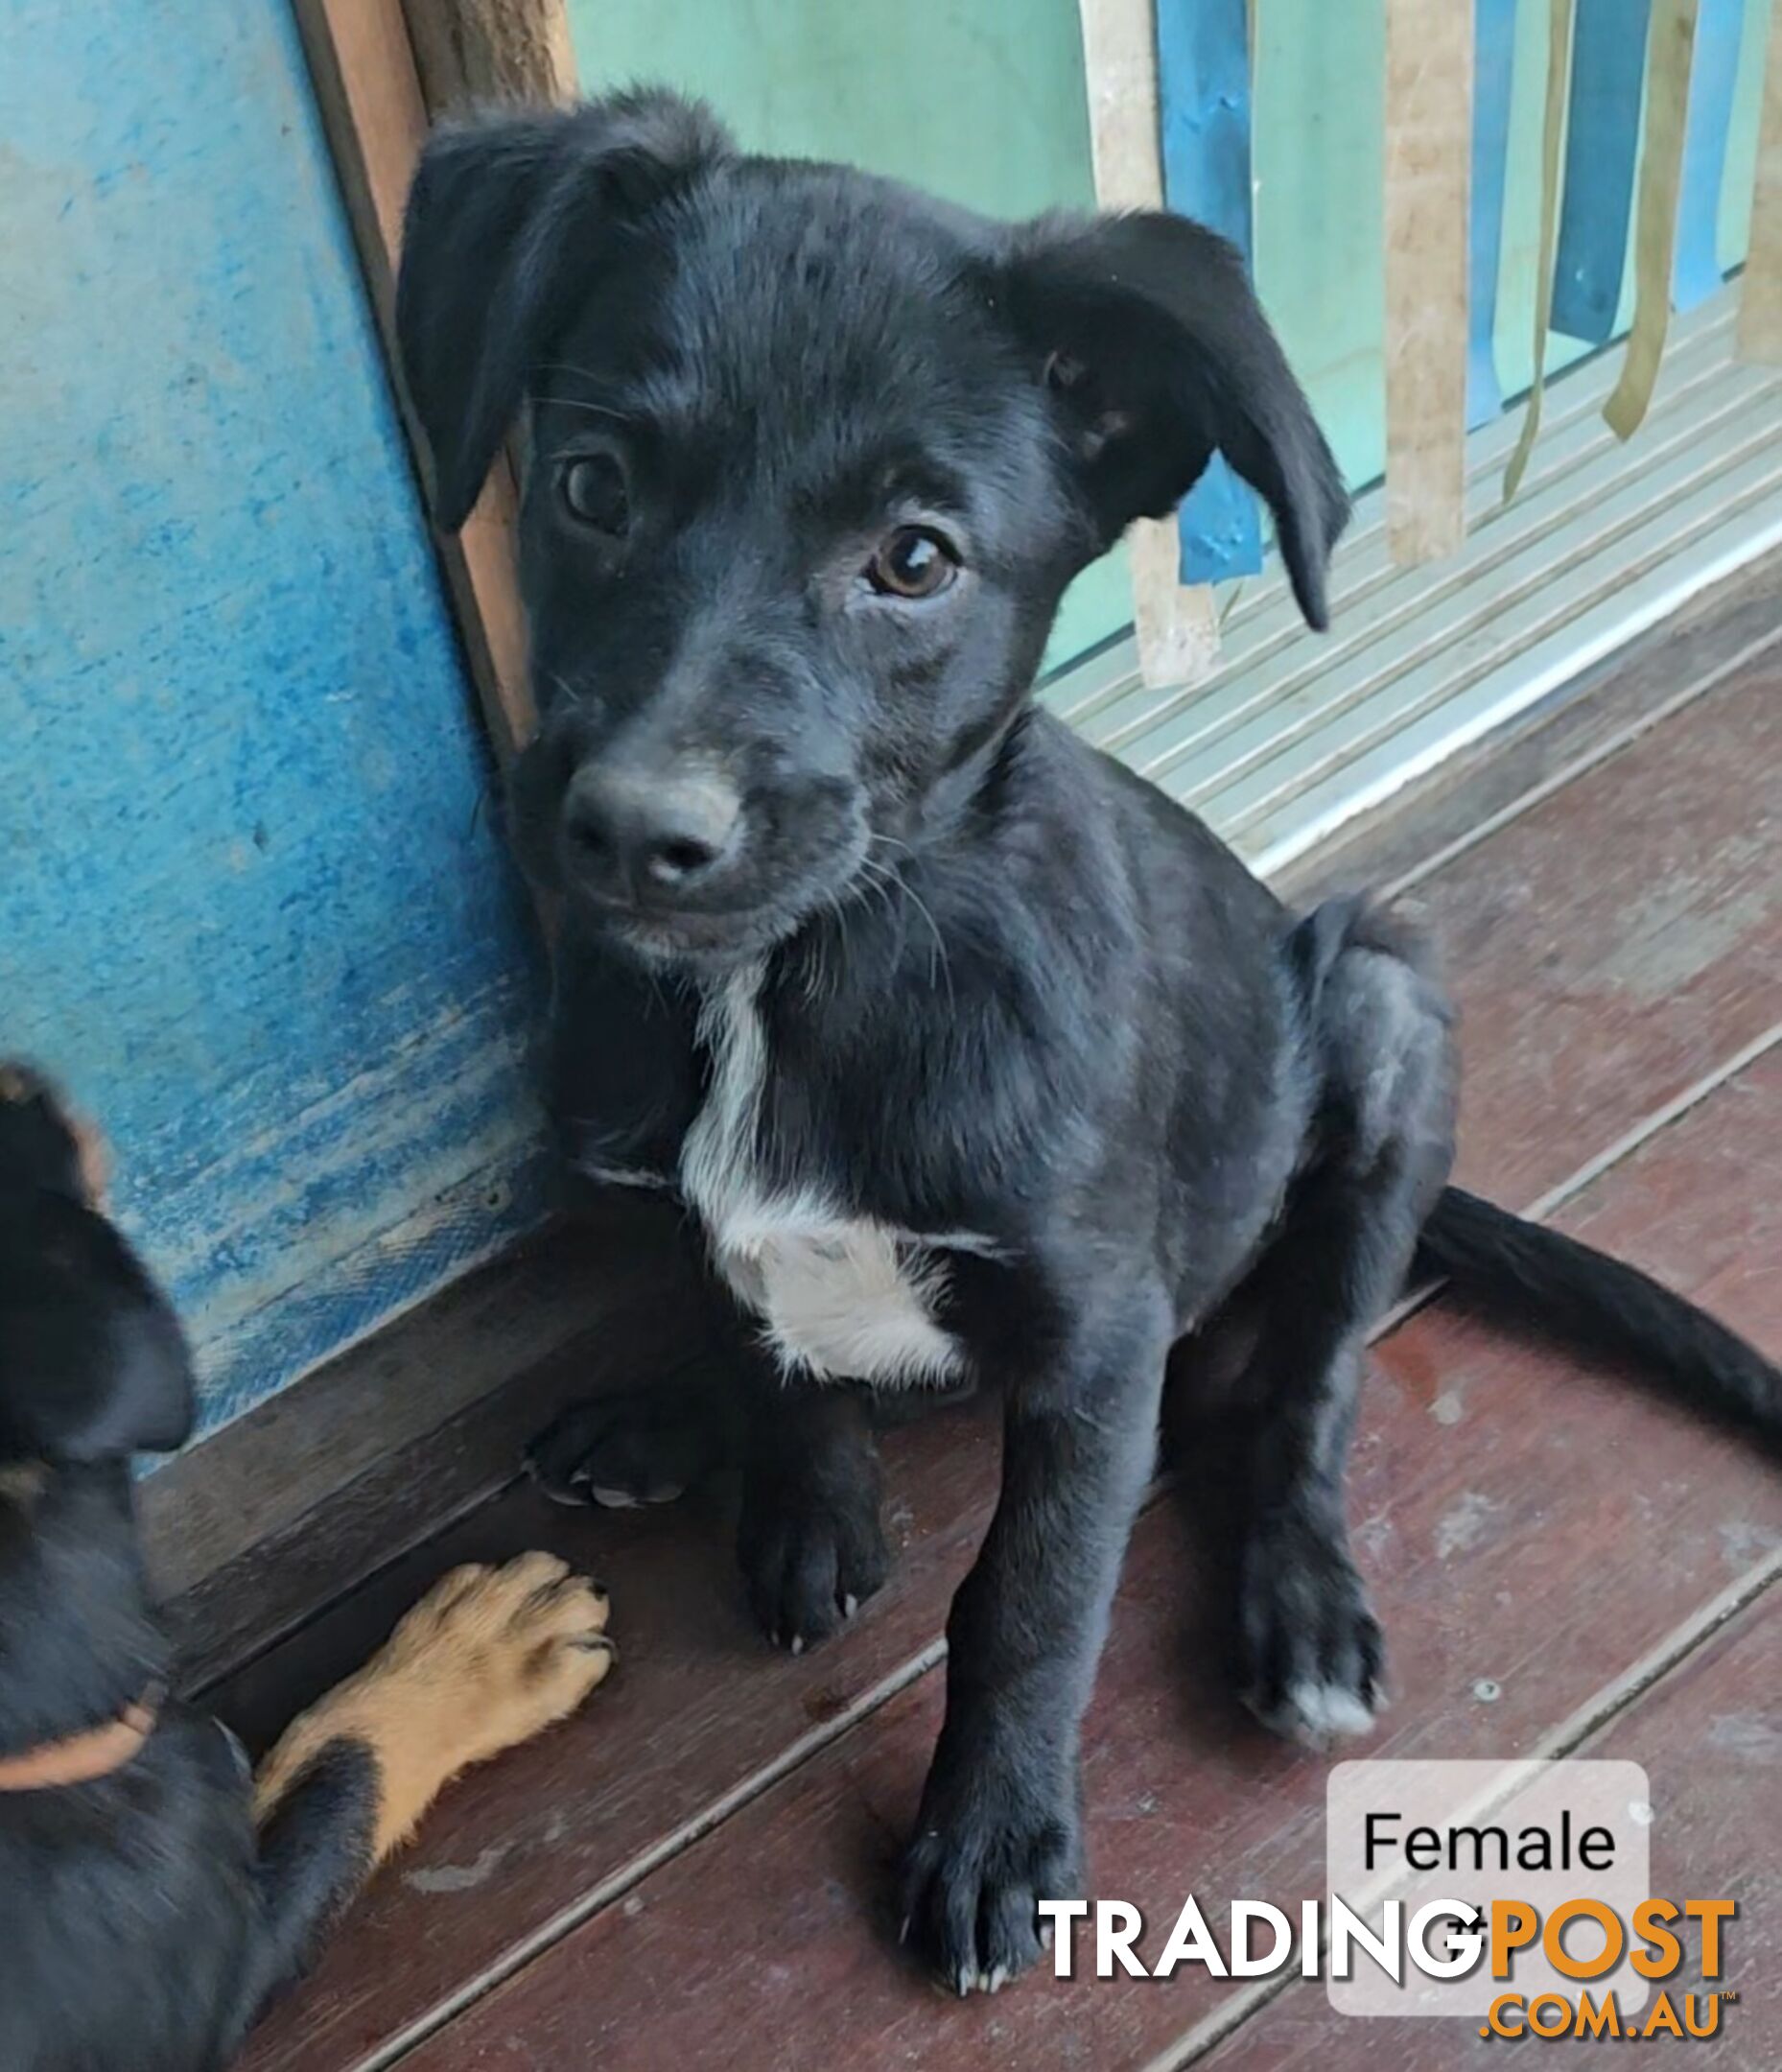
[853,852,906,956]
[869,841,954,1013]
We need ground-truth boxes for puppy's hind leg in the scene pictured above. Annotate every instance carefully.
[236,1553,614,2027]
[1231,904,1456,1749]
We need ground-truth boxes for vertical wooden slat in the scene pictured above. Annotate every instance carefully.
[1739,0,1782,363]
[1553,0,1654,344]
[290,0,578,766]
[1383,0,1473,564]
[1076,0,1222,688]
[1466,0,1519,429]
[1156,0,1261,587]
[402,0,577,110]
[1606,0,1700,439]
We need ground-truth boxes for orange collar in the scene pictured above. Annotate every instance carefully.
[0,1685,162,1792]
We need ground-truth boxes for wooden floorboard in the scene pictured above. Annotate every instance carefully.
[148,1198,721,1686]
[377,1046,1782,2072]
[220,650,1782,2071]
[1408,663,1782,1213]
[1196,1588,1782,2068]
[1278,548,1782,906]
[225,1395,1002,2069]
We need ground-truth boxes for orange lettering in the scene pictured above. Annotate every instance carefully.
[1545,1898,1623,1981]
[1491,1899,1538,1979]
[1631,1898,1682,1980]
[1684,1899,1734,1977]
[1527,1993,1573,2038]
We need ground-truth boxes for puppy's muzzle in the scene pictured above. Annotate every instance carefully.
[560,760,743,908]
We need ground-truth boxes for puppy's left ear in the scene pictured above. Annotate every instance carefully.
[997,212,1349,629]
[396,90,733,530]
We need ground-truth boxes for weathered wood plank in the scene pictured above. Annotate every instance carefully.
[1198,1590,1782,2068]
[388,1046,1782,2070]
[229,1395,1001,2069]
[1384,0,1472,560]
[230,655,1782,2070]
[1075,0,1222,686]
[402,0,577,110]
[1425,665,1782,1212]
[156,1205,723,1691]
[1277,554,1782,906]
[1739,0,1782,363]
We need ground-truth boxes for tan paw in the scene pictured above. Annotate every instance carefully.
[387,1550,615,1761]
[255,1551,614,1861]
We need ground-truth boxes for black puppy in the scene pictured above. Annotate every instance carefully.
[0,1064,615,2070]
[394,93,1782,1993]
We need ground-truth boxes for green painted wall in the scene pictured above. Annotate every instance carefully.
[565,0,1129,667]
[568,0,1771,666]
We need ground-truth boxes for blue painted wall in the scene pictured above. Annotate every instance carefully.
[0,2,548,1437]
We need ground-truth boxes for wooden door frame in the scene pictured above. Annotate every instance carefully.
[289,0,578,766]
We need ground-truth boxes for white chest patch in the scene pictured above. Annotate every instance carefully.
[679,961,973,1388]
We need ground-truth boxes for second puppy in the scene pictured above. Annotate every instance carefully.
[0,1063,615,2072]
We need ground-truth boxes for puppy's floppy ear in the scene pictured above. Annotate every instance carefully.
[0,1200,196,1463]
[396,89,733,530]
[0,1071,195,1463]
[997,212,1349,630]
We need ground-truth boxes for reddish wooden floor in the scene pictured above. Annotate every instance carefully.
[216,605,1782,2072]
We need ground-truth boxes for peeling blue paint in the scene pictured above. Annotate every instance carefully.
[0,2,547,1439]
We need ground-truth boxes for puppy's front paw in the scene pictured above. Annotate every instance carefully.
[527,1387,724,1509]
[900,1763,1082,1994]
[255,1552,614,1860]
[385,1552,615,1755]
[1238,1517,1385,1749]
[738,1460,891,1653]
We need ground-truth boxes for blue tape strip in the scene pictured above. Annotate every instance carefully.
[1674,0,1743,310]
[1156,0,1262,585]
[1552,0,1653,343]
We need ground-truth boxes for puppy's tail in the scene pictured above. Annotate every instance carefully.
[1414,1186,1782,1452]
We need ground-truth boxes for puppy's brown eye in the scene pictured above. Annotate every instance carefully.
[560,454,630,534]
[864,527,958,600]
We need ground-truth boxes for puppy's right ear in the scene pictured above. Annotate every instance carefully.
[396,90,732,530]
[996,212,1348,630]
[0,1201,196,1464]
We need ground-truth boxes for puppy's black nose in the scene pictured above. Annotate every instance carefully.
[562,764,741,901]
